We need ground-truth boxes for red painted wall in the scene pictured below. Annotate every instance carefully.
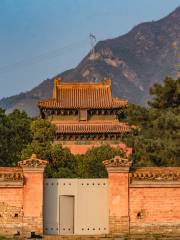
[0,168,45,236]
[129,187,180,233]
[108,171,130,233]
[109,172,129,217]
[63,143,132,155]
[23,171,44,217]
[108,165,180,234]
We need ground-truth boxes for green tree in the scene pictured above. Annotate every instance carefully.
[21,119,77,178]
[0,108,10,165]
[45,144,77,178]
[148,76,180,109]
[123,103,149,127]
[0,109,32,166]
[21,119,55,160]
[76,144,127,178]
[8,110,32,164]
[124,76,180,167]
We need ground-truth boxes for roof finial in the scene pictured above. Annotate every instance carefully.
[31,153,37,160]
[54,77,62,86]
[104,78,111,86]
[53,77,62,99]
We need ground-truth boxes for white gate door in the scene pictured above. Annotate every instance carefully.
[44,178,108,235]
[59,195,74,234]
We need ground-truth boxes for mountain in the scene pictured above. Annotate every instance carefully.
[0,7,180,116]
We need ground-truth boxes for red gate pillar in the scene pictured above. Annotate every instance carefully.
[103,156,132,234]
[18,154,48,237]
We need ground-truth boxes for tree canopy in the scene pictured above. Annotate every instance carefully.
[0,109,32,166]
[21,119,56,160]
[148,76,180,109]
[21,119,126,178]
[123,76,180,167]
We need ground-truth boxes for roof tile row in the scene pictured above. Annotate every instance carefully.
[55,122,130,133]
[38,80,128,109]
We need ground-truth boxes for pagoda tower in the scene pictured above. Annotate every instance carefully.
[38,77,131,144]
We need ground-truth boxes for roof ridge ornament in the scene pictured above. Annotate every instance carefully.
[18,153,48,169]
[130,168,180,183]
[104,78,111,86]
[103,155,132,168]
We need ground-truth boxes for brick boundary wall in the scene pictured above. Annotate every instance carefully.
[1,155,180,237]
[0,154,47,237]
[104,159,180,235]
[103,156,132,234]
[129,168,180,234]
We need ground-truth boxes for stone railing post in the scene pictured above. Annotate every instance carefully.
[18,154,48,237]
[103,156,132,234]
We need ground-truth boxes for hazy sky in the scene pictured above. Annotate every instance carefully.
[0,0,180,98]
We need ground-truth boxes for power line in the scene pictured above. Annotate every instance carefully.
[0,38,88,74]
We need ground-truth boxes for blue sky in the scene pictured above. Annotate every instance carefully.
[0,0,180,98]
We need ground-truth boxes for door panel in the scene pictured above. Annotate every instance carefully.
[59,195,74,234]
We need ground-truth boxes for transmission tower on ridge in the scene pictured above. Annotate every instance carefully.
[89,33,96,58]
[89,33,97,82]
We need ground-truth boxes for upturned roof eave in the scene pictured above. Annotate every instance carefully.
[38,100,128,110]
